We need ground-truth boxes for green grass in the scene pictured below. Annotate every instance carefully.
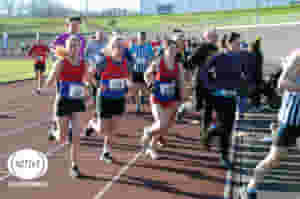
[0,59,53,83]
[1,4,300,34]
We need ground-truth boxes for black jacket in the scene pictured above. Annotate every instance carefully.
[190,42,218,111]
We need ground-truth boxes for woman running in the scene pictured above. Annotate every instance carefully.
[89,35,131,163]
[140,39,185,160]
[35,35,88,178]
[240,50,300,199]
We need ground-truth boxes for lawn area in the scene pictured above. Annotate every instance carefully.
[1,4,300,34]
[0,59,53,83]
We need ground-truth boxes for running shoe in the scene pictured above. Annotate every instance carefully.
[145,147,159,160]
[239,186,257,199]
[199,130,211,151]
[220,156,233,170]
[48,127,56,141]
[85,128,95,137]
[140,128,152,152]
[99,152,113,164]
[68,128,72,144]
[136,103,141,113]
[70,165,81,178]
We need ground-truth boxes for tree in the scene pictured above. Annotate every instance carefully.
[106,18,119,30]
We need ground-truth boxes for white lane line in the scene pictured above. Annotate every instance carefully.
[93,151,144,199]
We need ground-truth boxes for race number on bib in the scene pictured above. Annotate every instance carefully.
[109,79,125,90]
[223,90,236,96]
[69,85,85,98]
[37,56,43,61]
[160,84,175,97]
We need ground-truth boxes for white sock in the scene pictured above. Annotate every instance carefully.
[103,136,110,153]
[71,161,76,168]
[144,127,152,136]
[68,120,72,129]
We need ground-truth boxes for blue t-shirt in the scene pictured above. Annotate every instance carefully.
[130,43,154,73]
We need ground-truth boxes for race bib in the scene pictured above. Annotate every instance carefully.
[136,57,146,65]
[109,79,125,90]
[160,83,175,97]
[37,56,43,61]
[69,85,85,98]
[223,90,236,96]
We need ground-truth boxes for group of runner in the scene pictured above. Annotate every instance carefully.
[27,15,300,199]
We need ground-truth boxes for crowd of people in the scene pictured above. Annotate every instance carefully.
[26,15,300,199]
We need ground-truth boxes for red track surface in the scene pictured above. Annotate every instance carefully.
[0,80,227,199]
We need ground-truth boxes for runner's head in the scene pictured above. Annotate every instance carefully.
[240,41,249,51]
[164,39,177,58]
[137,32,146,44]
[56,35,81,58]
[203,28,218,44]
[228,32,241,52]
[65,16,81,34]
[172,34,185,52]
[103,35,123,57]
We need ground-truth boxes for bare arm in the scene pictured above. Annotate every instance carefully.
[44,59,63,88]
[278,53,300,92]
[144,59,158,87]
[178,63,185,101]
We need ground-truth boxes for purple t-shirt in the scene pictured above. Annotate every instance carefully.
[51,33,86,58]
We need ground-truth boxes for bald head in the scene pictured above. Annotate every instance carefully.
[203,29,218,44]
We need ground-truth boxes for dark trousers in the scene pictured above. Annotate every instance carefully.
[207,95,236,158]
[203,94,214,130]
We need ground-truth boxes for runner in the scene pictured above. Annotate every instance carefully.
[48,16,87,142]
[240,50,300,199]
[175,29,219,131]
[129,32,154,113]
[140,39,185,159]
[89,35,131,163]
[199,32,256,169]
[28,39,50,90]
[34,35,88,178]
[85,30,108,110]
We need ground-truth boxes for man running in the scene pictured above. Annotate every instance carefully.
[28,39,50,90]
[85,30,107,109]
[129,32,154,113]
[176,29,219,132]
[199,32,256,169]
[240,50,300,199]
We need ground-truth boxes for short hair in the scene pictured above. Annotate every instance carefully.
[228,32,240,43]
[65,16,82,24]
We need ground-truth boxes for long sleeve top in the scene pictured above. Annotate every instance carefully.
[200,51,256,91]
